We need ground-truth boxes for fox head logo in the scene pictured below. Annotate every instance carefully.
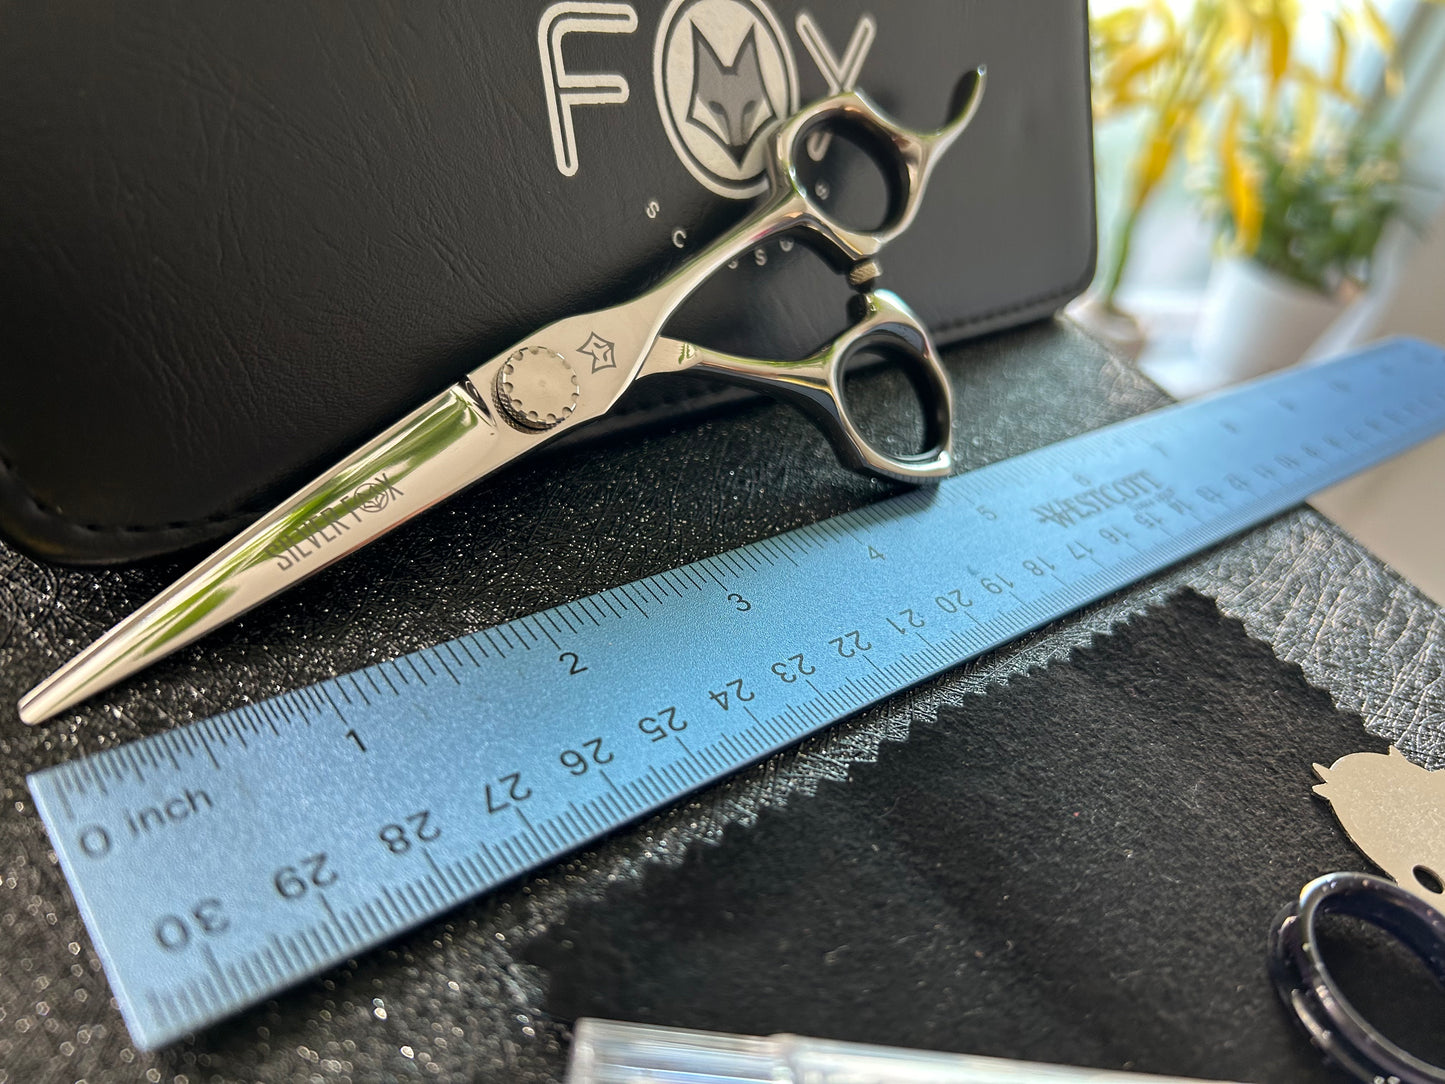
[688,24,775,166]
[1314,746,1445,909]
[655,0,798,198]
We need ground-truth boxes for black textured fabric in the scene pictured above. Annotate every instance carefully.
[524,590,1396,1081]
[0,0,1094,563]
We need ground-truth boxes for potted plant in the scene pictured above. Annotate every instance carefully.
[1192,111,1408,382]
[1082,0,1403,355]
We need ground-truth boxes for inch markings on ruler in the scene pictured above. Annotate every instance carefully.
[27,337,1445,1049]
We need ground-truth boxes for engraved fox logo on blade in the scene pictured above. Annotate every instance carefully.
[687,23,775,166]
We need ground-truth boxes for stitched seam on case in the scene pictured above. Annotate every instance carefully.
[0,282,1081,539]
[934,278,1082,336]
[0,448,258,535]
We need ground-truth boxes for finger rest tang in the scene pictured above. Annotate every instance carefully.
[767,66,989,263]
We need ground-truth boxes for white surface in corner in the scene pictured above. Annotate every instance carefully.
[1310,432,1445,608]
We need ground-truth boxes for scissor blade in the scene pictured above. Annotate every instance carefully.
[20,385,518,724]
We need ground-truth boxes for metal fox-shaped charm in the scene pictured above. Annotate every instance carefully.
[1313,746,1445,910]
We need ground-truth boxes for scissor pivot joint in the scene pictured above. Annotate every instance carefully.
[494,347,581,431]
[848,259,882,290]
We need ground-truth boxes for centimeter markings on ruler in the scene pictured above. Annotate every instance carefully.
[27,337,1445,1049]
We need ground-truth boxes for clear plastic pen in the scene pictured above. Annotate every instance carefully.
[566,1019,1248,1084]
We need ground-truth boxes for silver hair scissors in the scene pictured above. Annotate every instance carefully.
[20,71,987,723]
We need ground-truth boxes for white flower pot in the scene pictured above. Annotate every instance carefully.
[1191,257,1346,387]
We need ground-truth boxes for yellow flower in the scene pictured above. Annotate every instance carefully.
[1131,129,1177,205]
[1329,16,1350,93]
[1266,7,1292,90]
[1360,0,1395,53]
[1220,100,1263,254]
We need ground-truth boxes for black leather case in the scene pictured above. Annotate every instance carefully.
[0,0,1094,564]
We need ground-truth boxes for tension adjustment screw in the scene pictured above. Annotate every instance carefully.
[849,259,882,290]
[494,347,581,431]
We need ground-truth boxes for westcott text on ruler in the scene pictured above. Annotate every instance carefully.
[28,336,1445,1049]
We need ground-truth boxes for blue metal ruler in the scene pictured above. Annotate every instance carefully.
[27,337,1445,1049]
